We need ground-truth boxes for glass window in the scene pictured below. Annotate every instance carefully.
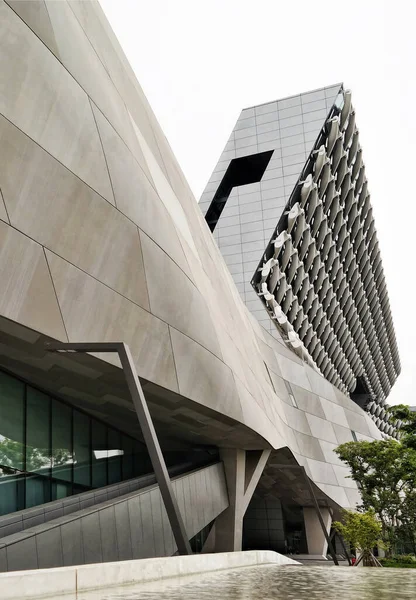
[51,400,73,499]
[73,410,91,489]
[122,436,133,481]
[132,440,151,477]
[107,428,122,485]
[0,371,25,471]
[0,369,153,516]
[25,473,51,508]
[26,387,51,474]
[26,387,52,507]
[92,421,107,488]
[0,467,25,516]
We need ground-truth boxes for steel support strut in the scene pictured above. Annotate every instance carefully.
[45,341,192,555]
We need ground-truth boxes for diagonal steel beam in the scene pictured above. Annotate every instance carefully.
[45,341,192,555]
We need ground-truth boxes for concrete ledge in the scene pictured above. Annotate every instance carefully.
[0,551,300,599]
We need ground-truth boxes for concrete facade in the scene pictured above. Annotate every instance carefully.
[0,0,394,569]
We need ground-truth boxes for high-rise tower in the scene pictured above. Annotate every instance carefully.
[200,85,400,435]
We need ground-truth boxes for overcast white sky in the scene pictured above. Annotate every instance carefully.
[100,0,415,406]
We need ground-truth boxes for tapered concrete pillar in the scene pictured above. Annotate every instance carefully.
[304,507,332,558]
[214,449,246,552]
[214,448,271,552]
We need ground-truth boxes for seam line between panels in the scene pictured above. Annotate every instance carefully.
[0,187,11,225]
[0,112,116,211]
[3,220,200,337]
[0,112,198,293]
[88,97,117,209]
[134,227,151,314]
[3,3,160,207]
[88,99,160,197]
[167,326,181,395]
[42,247,70,342]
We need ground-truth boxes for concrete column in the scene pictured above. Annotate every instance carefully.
[214,449,246,552]
[214,449,271,552]
[303,507,332,558]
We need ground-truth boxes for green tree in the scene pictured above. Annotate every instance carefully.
[388,405,416,449]
[335,439,416,552]
[396,490,416,554]
[333,510,383,566]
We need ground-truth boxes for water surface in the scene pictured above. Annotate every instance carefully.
[72,564,416,600]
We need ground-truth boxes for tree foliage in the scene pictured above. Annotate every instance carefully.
[335,439,416,552]
[333,510,382,553]
[388,404,416,450]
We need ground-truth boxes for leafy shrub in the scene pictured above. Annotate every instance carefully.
[391,554,416,564]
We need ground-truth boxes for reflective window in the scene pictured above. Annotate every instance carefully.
[0,467,24,515]
[108,428,122,485]
[52,400,73,500]
[92,421,107,488]
[26,387,51,507]
[73,411,91,489]
[0,372,25,471]
[26,387,51,473]
[0,369,145,516]
[122,436,133,480]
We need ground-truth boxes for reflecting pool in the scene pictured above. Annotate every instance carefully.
[73,564,416,600]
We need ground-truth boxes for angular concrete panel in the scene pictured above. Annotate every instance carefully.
[170,327,243,425]
[6,536,38,572]
[114,502,133,561]
[5,0,60,57]
[81,513,102,564]
[0,189,9,224]
[140,232,222,359]
[91,104,190,275]
[36,527,63,569]
[45,252,178,392]
[319,397,350,428]
[0,2,113,202]
[0,115,149,309]
[0,221,67,340]
[127,498,143,560]
[98,506,118,563]
[305,413,338,445]
[61,519,84,567]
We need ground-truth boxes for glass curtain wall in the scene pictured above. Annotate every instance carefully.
[0,370,149,516]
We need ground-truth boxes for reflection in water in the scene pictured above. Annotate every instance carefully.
[75,564,416,600]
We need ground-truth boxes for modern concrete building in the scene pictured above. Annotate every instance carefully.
[0,0,395,572]
[199,85,400,436]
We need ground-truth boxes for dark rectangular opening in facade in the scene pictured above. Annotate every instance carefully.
[205,150,273,232]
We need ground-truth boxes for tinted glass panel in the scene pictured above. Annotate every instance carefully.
[73,411,91,488]
[107,428,122,485]
[0,369,143,515]
[0,371,25,471]
[51,400,73,499]
[26,387,51,474]
[92,421,107,488]
[122,435,133,480]
[25,473,51,508]
[0,467,25,516]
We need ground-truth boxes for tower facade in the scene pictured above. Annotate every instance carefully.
[200,85,400,435]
